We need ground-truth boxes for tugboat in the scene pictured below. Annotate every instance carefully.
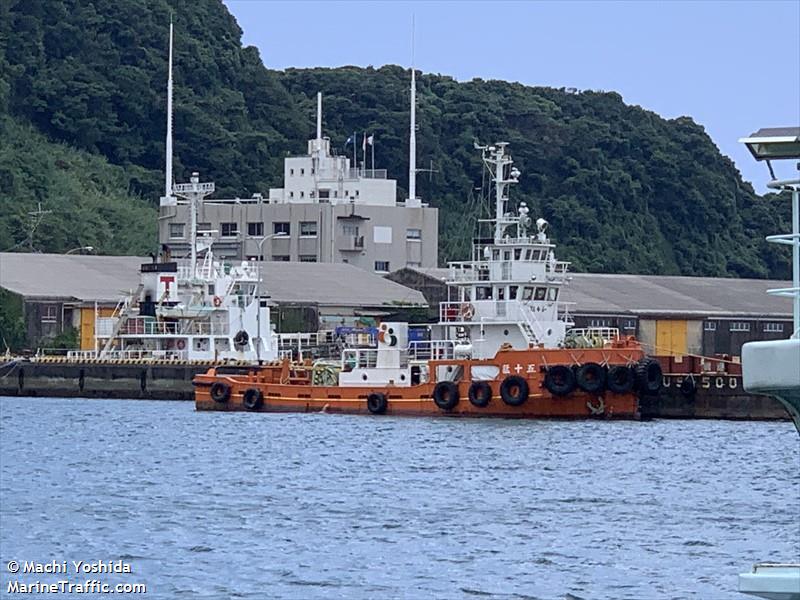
[194,142,662,417]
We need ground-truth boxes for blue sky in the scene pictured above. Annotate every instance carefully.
[225,0,800,193]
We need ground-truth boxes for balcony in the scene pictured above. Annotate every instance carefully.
[336,235,365,251]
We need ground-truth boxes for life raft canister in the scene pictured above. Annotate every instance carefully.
[606,365,635,394]
[543,365,576,396]
[367,392,388,414]
[500,375,529,406]
[210,381,231,403]
[576,362,605,394]
[242,387,263,410]
[636,358,663,396]
[468,381,493,407]
[433,380,459,410]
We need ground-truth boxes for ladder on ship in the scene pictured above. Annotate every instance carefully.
[98,284,143,358]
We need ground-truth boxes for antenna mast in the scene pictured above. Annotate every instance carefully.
[407,16,420,207]
[316,92,323,142]
[164,19,174,200]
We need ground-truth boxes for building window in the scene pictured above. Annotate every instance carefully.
[197,222,211,233]
[622,319,636,330]
[763,322,784,333]
[319,190,330,200]
[169,223,185,239]
[42,304,58,324]
[730,322,751,332]
[289,191,294,198]
[246,255,264,261]
[273,222,291,236]
[406,228,422,240]
[589,318,611,328]
[300,191,304,198]
[300,221,318,237]
[290,168,294,176]
[272,255,290,262]
[407,261,422,267]
[247,222,264,237]
[299,255,317,262]
[300,168,305,175]
[374,261,390,273]
[342,223,359,236]
[221,222,238,237]
[704,321,717,331]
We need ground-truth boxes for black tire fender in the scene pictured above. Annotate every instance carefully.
[636,358,663,396]
[367,392,388,414]
[468,381,493,407]
[606,365,635,394]
[210,381,231,403]
[500,375,529,406]
[242,387,263,410]
[576,362,605,394]
[543,365,576,397]
[433,380,459,410]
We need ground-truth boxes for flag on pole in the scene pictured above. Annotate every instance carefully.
[362,131,367,152]
[345,135,353,147]
[367,134,374,146]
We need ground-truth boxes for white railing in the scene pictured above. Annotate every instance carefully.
[66,349,189,361]
[408,340,456,361]
[440,300,558,323]
[342,349,378,369]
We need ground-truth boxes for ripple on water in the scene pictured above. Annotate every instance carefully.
[1,397,798,600]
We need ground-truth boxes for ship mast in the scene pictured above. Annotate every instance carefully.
[165,19,174,200]
[479,143,520,241]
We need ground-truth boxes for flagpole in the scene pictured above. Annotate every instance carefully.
[371,137,375,177]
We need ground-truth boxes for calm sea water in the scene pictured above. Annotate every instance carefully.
[1,396,798,600]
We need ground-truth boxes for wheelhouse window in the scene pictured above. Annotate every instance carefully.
[476,286,493,300]
[546,288,558,301]
[221,222,238,237]
[168,223,185,239]
[509,285,518,299]
[514,248,522,260]
[273,222,291,236]
[272,255,290,261]
[247,222,264,237]
[522,287,534,301]
[534,287,547,301]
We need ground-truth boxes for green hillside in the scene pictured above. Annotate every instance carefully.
[0,0,791,278]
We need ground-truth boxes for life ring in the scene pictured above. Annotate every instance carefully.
[433,380,459,410]
[680,376,696,399]
[543,365,576,397]
[606,365,634,394]
[367,392,388,414]
[500,375,529,406]
[468,381,493,407]
[635,358,663,396]
[210,382,231,403]
[242,387,263,410]
[576,362,605,394]
[460,303,475,320]
[212,296,222,307]
[176,339,186,351]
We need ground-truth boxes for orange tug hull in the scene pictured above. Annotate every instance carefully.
[194,342,650,420]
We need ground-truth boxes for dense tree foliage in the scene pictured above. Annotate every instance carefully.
[0,0,791,278]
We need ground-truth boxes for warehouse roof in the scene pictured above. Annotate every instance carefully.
[0,253,426,307]
[390,267,793,318]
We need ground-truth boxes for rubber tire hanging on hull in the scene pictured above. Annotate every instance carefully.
[544,365,576,397]
[367,392,388,414]
[680,376,696,399]
[468,381,493,408]
[606,366,635,394]
[242,388,263,410]
[500,375,529,406]
[576,362,605,394]
[210,382,231,403]
[636,358,663,396]
[433,381,459,411]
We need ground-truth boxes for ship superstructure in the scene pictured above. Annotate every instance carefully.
[434,142,575,359]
